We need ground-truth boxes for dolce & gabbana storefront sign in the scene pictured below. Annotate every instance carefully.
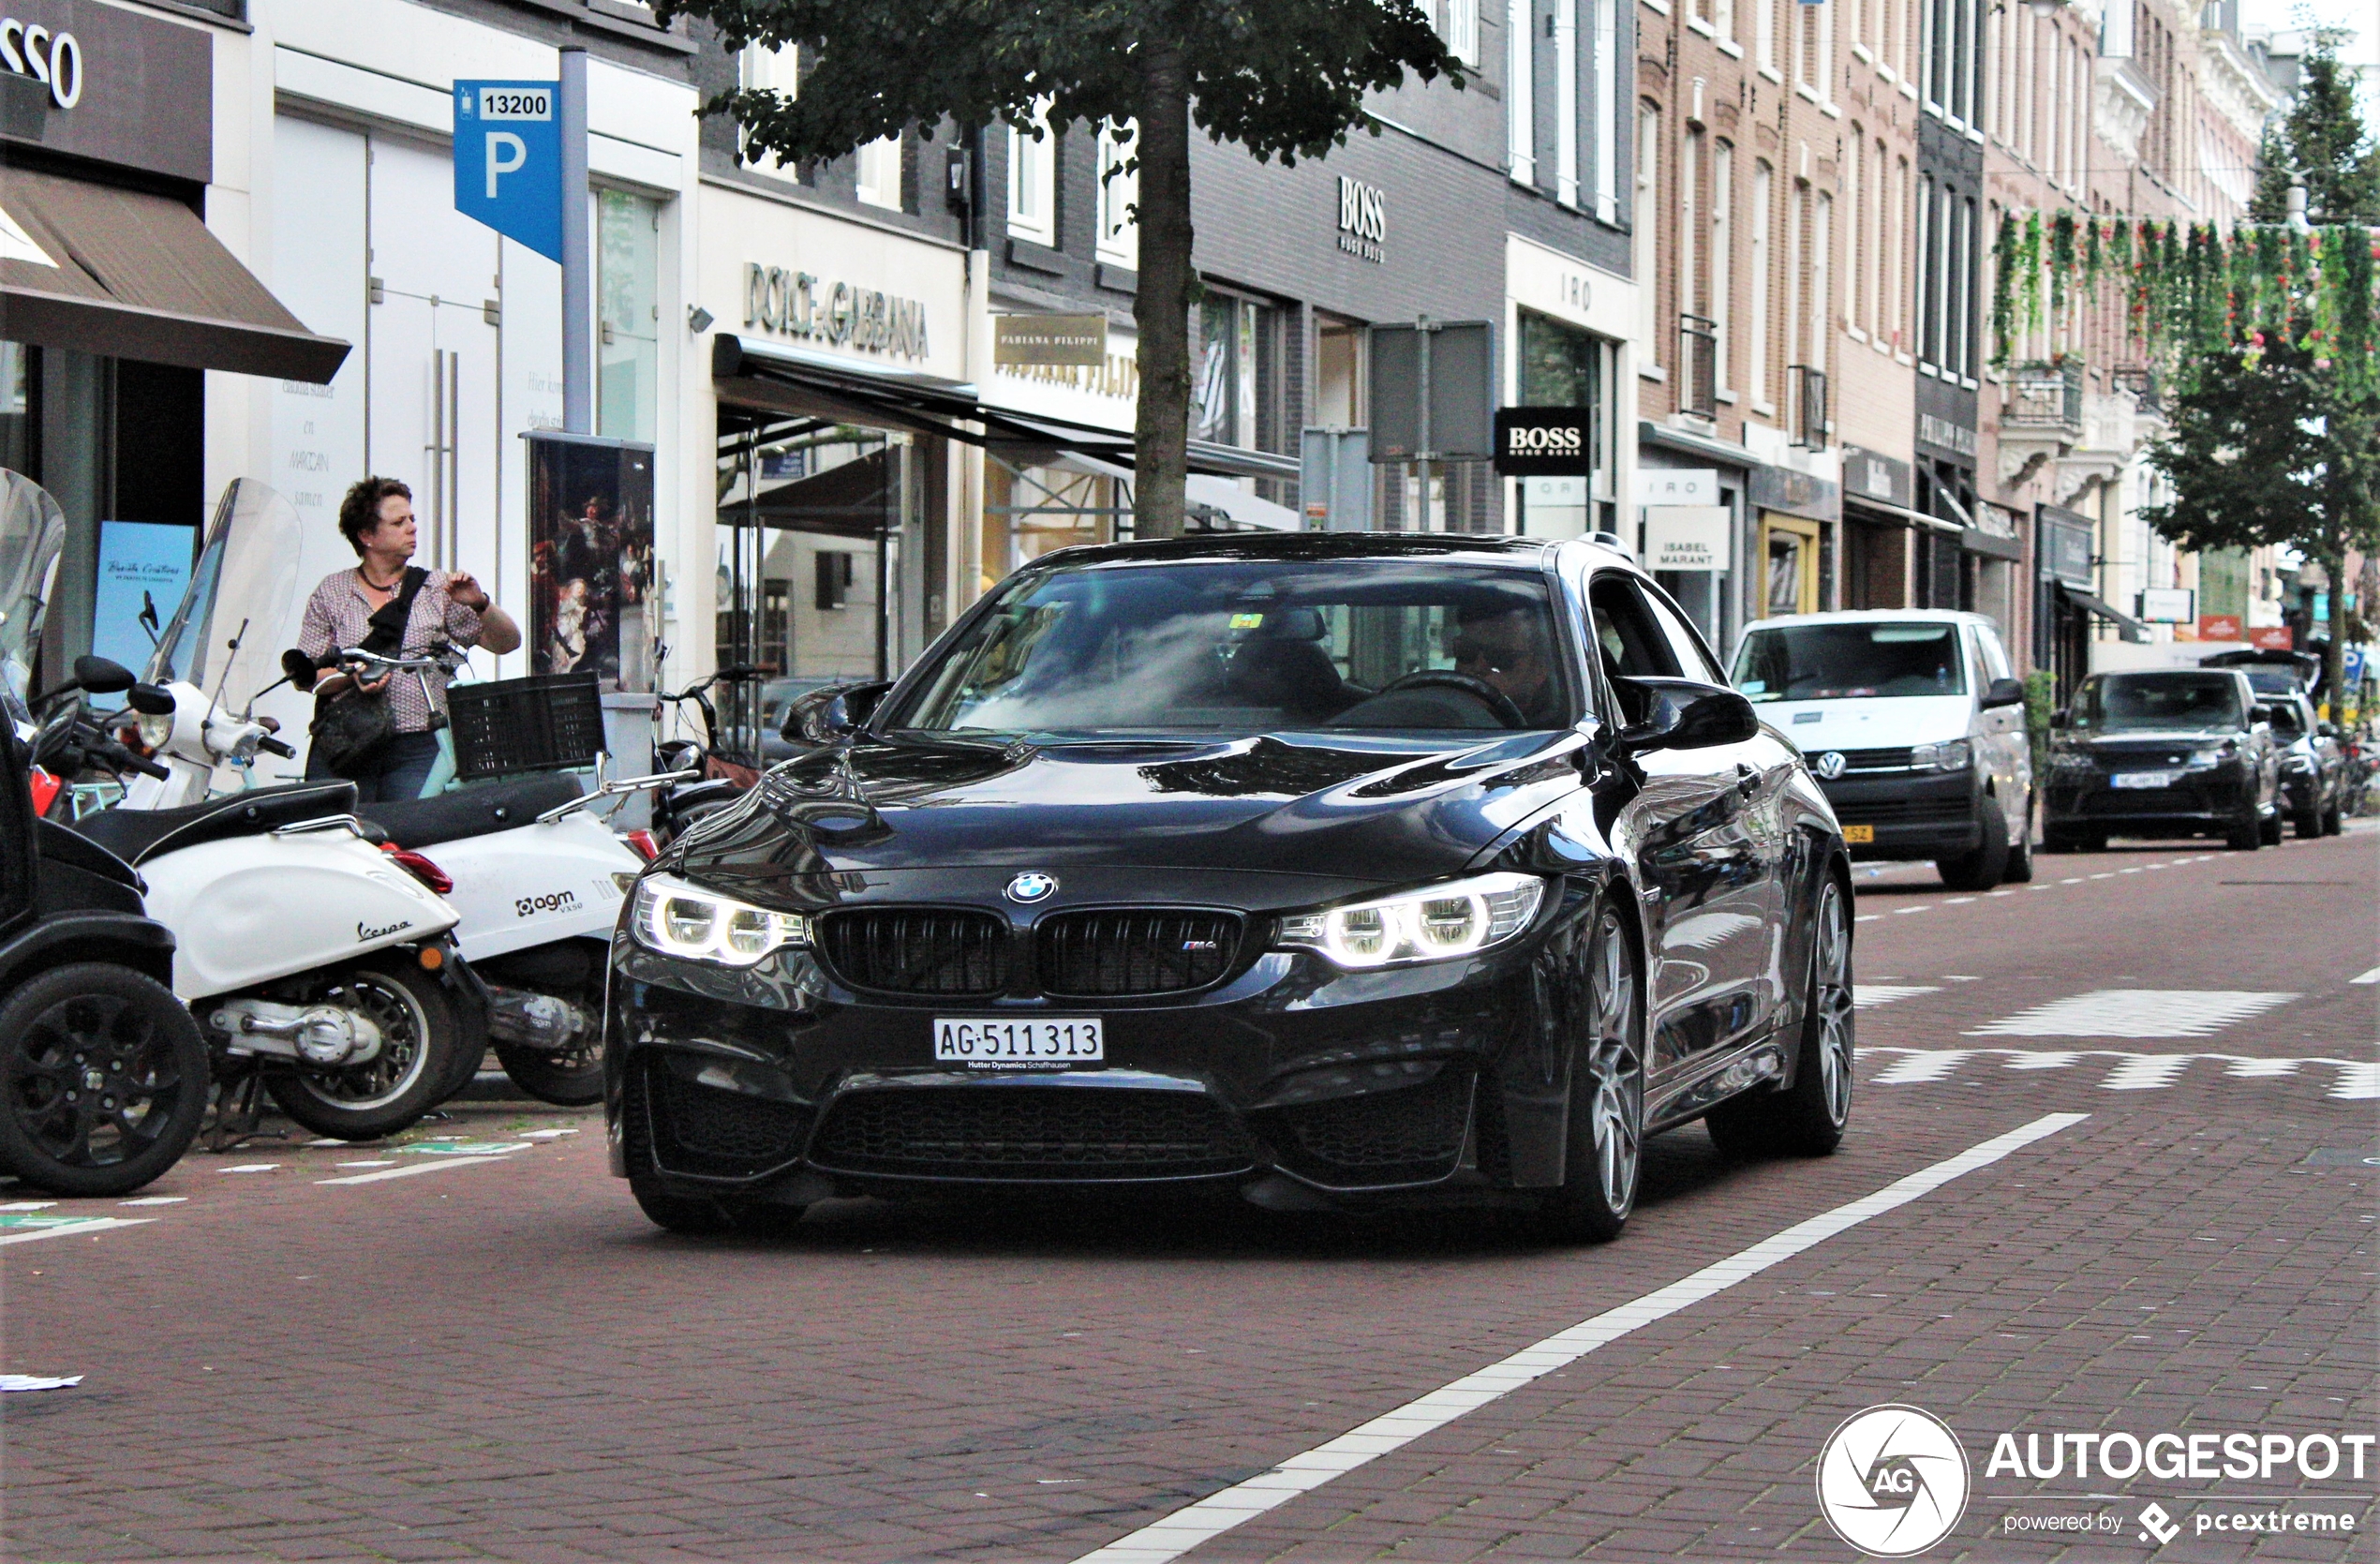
[743,261,929,360]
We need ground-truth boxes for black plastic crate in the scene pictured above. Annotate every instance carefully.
[449,672,605,779]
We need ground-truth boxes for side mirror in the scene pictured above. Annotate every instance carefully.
[1980,677,2025,709]
[281,648,320,693]
[783,679,894,744]
[2249,703,2273,724]
[2049,708,2071,729]
[1611,677,1760,754]
[126,683,176,716]
[73,655,136,694]
[2318,722,2338,738]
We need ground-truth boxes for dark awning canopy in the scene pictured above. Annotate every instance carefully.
[714,334,1300,482]
[2061,585,2151,644]
[0,168,350,383]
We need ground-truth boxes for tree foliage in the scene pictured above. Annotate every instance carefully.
[652,0,1464,543]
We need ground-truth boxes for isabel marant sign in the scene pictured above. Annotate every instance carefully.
[743,262,929,360]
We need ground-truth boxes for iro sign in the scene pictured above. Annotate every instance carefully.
[1336,175,1385,262]
[0,15,82,109]
[1493,408,1595,477]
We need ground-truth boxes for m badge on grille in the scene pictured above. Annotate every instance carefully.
[1005,872,1058,903]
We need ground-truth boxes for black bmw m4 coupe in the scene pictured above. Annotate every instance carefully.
[607,534,1854,1241]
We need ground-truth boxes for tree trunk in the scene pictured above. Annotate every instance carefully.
[1131,43,1193,541]
[2321,542,2349,722]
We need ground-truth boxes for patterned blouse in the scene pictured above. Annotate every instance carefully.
[296,568,485,735]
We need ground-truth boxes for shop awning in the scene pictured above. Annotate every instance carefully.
[2061,585,2152,644]
[1843,493,1961,533]
[716,334,1301,482]
[0,168,350,383]
[1053,451,1300,531]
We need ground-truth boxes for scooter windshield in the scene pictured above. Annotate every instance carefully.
[0,468,67,716]
[144,479,304,703]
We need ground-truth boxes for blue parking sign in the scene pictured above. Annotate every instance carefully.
[454,80,562,261]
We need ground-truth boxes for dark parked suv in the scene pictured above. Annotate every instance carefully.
[2043,669,2280,851]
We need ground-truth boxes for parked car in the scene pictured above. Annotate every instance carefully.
[1729,611,2032,889]
[2042,668,2281,851]
[608,534,1856,1242]
[2257,691,2348,837]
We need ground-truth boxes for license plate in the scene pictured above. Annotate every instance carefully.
[934,1017,1104,1067]
[2113,771,2178,790]
[1841,824,1875,844]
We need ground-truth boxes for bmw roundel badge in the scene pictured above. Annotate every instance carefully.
[1005,871,1058,903]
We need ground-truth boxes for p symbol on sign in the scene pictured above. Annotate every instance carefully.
[486,132,528,199]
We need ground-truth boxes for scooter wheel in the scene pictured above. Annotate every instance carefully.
[265,958,458,1141]
[492,1040,604,1108]
[0,963,209,1198]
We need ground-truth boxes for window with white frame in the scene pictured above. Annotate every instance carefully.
[1637,104,1659,369]
[1749,158,1772,409]
[855,135,901,210]
[1555,0,1581,207]
[1797,0,1832,98]
[1507,0,1536,186]
[1095,121,1138,266]
[736,39,801,180]
[1008,106,1057,246]
[1442,0,1482,64]
[1712,141,1733,392]
[1593,0,1619,219]
[1843,131,1861,336]
[1680,125,1703,321]
[1757,0,1778,72]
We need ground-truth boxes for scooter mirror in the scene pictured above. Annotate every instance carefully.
[126,683,176,716]
[281,648,320,693]
[73,654,137,694]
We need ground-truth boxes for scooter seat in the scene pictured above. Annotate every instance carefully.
[364,773,588,851]
[72,782,363,867]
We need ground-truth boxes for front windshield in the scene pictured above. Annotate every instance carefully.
[1733,621,1967,702]
[2074,673,2244,734]
[146,479,304,698]
[0,469,67,711]
[888,559,1570,736]
[2231,665,2299,696]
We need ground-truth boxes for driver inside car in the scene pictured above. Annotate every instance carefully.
[1450,603,1561,727]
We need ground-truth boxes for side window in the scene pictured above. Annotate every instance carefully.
[1975,624,2013,682]
[1638,586,1729,684]
[1585,573,1683,682]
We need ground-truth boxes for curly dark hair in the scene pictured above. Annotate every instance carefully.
[336,477,412,557]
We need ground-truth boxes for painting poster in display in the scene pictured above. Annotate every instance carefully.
[524,432,656,691]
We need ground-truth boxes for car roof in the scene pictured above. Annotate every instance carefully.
[1741,609,1991,630]
[1026,530,1566,572]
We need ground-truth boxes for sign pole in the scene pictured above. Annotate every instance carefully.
[1415,316,1433,534]
[559,46,591,436]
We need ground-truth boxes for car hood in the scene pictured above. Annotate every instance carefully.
[666,730,1590,895]
[1748,694,1973,750]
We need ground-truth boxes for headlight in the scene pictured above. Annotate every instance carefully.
[1911,738,1972,772]
[2050,751,2096,776]
[2181,748,2227,772]
[2282,752,2313,773]
[1274,871,1546,969]
[628,874,811,967]
[136,712,173,751]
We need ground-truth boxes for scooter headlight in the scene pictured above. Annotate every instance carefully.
[1274,872,1547,969]
[629,874,811,967]
[136,711,173,752]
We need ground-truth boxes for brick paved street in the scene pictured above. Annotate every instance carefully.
[4,829,2373,1564]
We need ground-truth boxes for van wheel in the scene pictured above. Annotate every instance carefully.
[2002,803,2035,883]
[1935,802,2009,890]
[2258,810,2284,846]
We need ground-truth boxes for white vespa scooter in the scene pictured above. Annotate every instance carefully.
[72,480,480,1141]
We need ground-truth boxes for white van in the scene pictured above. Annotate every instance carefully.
[1730,610,2033,888]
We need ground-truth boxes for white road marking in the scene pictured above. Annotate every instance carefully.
[1855,915,1882,923]
[117,1196,186,1207]
[1066,1114,2090,1564]
[1944,896,1975,904]
[1968,990,2297,1038]
[1865,1048,2373,1098]
[0,1200,57,1211]
[0,1217,154,1246]
[2060,877,2085,885]
[1895,905,1930,916]
[316,1154,523,1186]
[219,1164,280,1174]
[1854,985,1941,1008]
[2353,967,2380,986]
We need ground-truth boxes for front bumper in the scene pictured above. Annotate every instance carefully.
[1816,770,1980,858]
[604,886,1598,1208]
[2044,764,2254,835]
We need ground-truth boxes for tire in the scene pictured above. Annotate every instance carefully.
[2259,809,2284,846]
[1935,798,2010,890]
[2043,827,2082,854]
[619,1060,806,1236]
[493,1039,604,1108]
[1539,902,1644,1244]
[2323,800,2344,836]
[0,964,209,1198]
[2002,800,2035,883]
[2226,811,2261,851]
[1706,877,1854,1160]
[263,959,459,1141]
[2294,808,2323,840]
[436,1020,489,1107]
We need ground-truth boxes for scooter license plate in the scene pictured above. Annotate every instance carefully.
[935,1018,1104,1067]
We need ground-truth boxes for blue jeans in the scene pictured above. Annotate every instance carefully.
[305,730,443,803]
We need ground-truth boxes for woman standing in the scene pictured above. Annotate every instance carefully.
[298,476,522,803]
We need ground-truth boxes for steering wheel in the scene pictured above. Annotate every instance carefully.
[1376,670,1528,729]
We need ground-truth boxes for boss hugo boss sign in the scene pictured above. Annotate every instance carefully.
[1493,408,1597,477]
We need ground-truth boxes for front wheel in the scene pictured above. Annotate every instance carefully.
[1539,904,1643,1244]
[494,1038,604,1108]
[2002,799,2035,883]
[0,964,209,1197]
[2322,799,2344,836]
[1936,798,2010,890]
[1706,876,1854,1159]
[263,959,458,1140]
[2258,809,2284,846]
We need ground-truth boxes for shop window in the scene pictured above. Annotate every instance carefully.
[597,191,660,445]
[0,342,28,475]
[1095,122,1138,268]
[1763,515,1822,618]
[1517,310,1615,540]
[1008,107,1057,246]
[816,551,854,611]
[1192,294,1279,451]
[762,579,791,667]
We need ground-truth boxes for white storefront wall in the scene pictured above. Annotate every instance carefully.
[205,0,699,739]
[1503,232,1638,541]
